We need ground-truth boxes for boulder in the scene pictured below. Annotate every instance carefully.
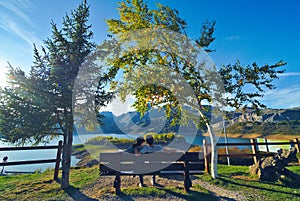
[249,148,297,181]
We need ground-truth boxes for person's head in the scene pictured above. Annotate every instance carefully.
[136,137,145,146]
[3,156,8,162]
[145,135,154,146]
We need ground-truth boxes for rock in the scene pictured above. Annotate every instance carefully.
[249,148,297,181]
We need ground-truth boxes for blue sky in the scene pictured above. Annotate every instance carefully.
[0,0,300,109]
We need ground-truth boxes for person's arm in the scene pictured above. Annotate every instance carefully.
[158,145,179,153]
[140,146,149,154]
[134,146,141,155]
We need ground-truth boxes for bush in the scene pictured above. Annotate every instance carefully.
[188,145,202,152]
[218,147,254,165]
[146,132,176,145]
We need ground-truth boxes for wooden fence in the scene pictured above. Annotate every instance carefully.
[203,138,300,173]
[0,140,62,179]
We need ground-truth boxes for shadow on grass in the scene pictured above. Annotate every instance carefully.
[64,185,98,201]
[162,187,216,201]
[159,174,199,182]
[151,184,216,201]
[219,176,300,197]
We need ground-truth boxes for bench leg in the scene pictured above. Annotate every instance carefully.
[183,174,191,193]
[188,177,192,188]
[114,174,121,195]
[139,175,145,187]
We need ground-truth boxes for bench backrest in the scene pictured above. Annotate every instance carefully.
[100,152,204,175]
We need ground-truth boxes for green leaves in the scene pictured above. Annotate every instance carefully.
[106,0,187,34]
[196,20,216,52]
[0,1,102,145]
[219,60,286,110]
[101,0,219,133]
[102,0,286,135]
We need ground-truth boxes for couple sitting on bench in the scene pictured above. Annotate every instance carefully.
[125,134,163,187]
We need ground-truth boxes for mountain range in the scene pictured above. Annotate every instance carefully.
[76,107,300,137]
[225,107,300,137]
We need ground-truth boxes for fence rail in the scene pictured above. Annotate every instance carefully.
[216,141,296,146]
[0,140,62,180]
[0,145,61,151]
[203,138,300,173]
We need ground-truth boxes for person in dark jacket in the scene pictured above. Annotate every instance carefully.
[125,137,145,154]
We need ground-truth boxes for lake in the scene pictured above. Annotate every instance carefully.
[0,134,138,173]
[0,134,251,173]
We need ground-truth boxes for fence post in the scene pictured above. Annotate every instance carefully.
[183,155,191,193]
[203,139,210,174]
[54,140,63,180]
[294,138,300,165]
[265,139,270,153]
[251,139,259,164]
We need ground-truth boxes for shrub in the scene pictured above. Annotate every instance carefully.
[218,147,254,165]
[188,145,202,152]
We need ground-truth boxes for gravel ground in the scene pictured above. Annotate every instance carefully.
[193,180,247,201]
[65,175,248,201]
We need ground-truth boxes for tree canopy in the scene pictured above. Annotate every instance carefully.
[0,0,112,188]
[100,0,286,178]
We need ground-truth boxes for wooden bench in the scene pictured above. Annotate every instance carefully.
[99,151,205,194]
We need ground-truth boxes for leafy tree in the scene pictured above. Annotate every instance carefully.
[101,0,286,178]
[0,1,111,188]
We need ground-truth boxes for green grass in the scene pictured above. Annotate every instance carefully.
[289,166,300,175]
[122,185,216,201]
[123,187,166,197]
[0,165,216,201]
[0,166,99,201]
[198,165,300,201]
[1,163,300,200]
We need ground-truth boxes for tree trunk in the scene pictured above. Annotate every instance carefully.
[206,122,218,178]
[61,111,73,189]
[198,109,218,179]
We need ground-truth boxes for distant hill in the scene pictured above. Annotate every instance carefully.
[97,109,181,134]
[74,107,300,137]
[86,108,202,135]
[225,107,300,137]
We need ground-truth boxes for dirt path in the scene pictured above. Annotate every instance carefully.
[193,180,247,201]
[66,175,248,201]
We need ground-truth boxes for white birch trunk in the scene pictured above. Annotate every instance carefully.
[206,123,218,178]
[198,109,218,178]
